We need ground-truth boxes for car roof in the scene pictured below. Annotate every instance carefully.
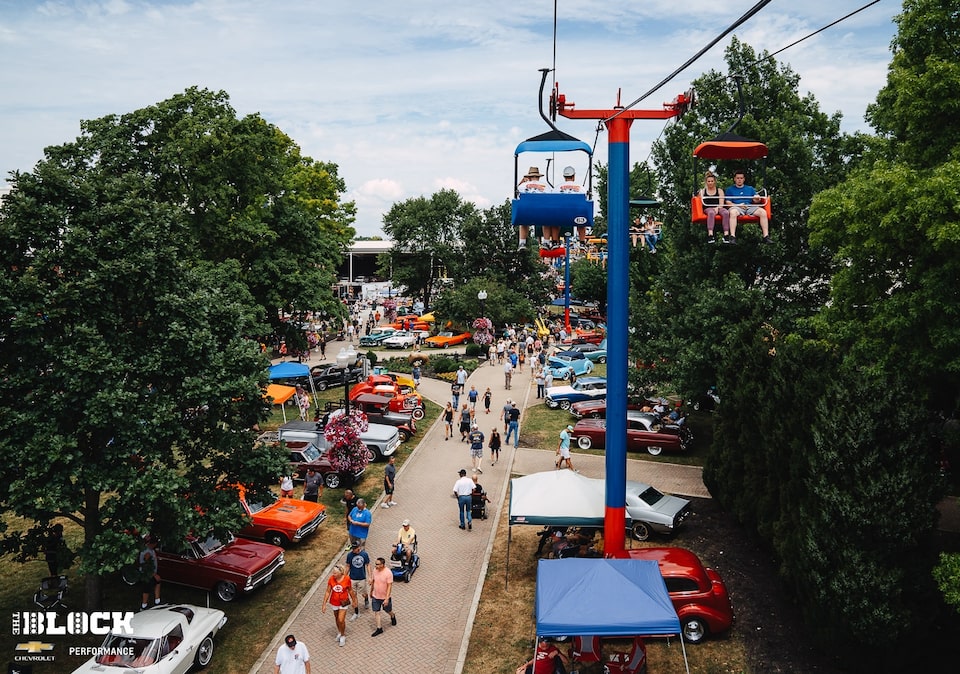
[576,377,607,385]
[119,606,190,638]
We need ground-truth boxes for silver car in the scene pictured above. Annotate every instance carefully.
[625,480,692,541]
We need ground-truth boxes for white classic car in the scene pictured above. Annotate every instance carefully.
[71,604,227,673]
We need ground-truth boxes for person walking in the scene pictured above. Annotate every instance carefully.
[453,469,475,530]
[557,424,577,472]
[302,467,322,503]
[535,370,545,399]
[505,401,521,449]
[443,402,454,441]
[468,423,485,474]
[467,385,479,411]
[459,404,471,442]
[483,387,492,414]
[489,428,502,466]
[348,499,371,548]
[321,565,357,647]
[501,399,513,433]
[370,557,397,637]
[138,535,161,610]
[346,542,371,622]
[275,634,311,674]
[455,364,467,388]
[503,358,513,390]
[381,456,398,508]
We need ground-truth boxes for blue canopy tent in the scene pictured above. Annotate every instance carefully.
[268,361,319,416]
[535,558,689,672]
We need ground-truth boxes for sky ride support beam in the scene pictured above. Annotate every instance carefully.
[556,90,689,554]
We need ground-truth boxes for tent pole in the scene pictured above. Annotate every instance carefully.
[505,525,512,590]
[680,633,690,674]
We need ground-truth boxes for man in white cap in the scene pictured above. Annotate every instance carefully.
[556,424,577,472]
[558,165,589,245]
[394,519,416,565]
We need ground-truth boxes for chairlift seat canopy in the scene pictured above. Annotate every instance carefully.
[693,140,768,161]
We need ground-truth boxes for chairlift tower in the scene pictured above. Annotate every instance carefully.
[555,88,691,554]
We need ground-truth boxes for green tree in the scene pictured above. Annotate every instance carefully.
[0,167,285,608]
[378,189,476,310]
[75,87,356,347]
[0,88,354,607]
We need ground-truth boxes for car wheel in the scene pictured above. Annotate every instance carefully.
[562,371,571,381]
[682,617,708,644]
[597,356,606,363]
[368,445,384,462]
[365,447,377,462]
[443,343,449,349]
[559,400,572,411]
[577,435,592,449]
[647,445,663,456]
[215,581,238,602]
[194,634,215,668]
[120,565,139,586]
[631,522,651,542]
[316,380,328,391]
[412,408,425,420]
[325,472,342,489]
[266,531,287,548]
[399,429,411,442]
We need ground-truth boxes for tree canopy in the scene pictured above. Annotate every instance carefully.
[0,87,355,607]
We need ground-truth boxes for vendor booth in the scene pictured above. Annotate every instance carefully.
[534,558,689,673]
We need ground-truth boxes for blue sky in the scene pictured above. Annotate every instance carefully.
[0,1,898,237]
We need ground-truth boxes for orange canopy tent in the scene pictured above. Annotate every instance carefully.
[263,384,297,422]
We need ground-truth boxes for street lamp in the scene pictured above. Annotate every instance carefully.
[477,289,488,318]
[336,345,357,413]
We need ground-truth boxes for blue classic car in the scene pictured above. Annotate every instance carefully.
[544,376,608,410]
[568,338,607,363]
[546,355,594,380]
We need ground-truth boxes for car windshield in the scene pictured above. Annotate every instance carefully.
[245,492,278,514]
[96,634,160,667]
[300,445,322,461]
[196,533,232,555]
[635,486,665,505]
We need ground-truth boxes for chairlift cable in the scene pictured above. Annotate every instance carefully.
[604,0,775,124]
[737,0,881,74]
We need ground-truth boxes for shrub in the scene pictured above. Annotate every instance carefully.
[465,343,482,358]
[366,350,378,366]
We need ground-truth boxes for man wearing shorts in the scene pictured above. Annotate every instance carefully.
[557,424,576,472]
[468,423,485,474]
[346,542,371,622]
[370,557,397,637]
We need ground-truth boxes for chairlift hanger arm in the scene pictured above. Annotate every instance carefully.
[554,89,693,121]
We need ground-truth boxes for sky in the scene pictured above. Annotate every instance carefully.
[0,1,899,238]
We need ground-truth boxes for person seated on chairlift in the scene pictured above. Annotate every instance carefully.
[517,166,550,248]
[557,166,588,246]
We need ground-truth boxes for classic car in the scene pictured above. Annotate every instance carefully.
[544,377,608,410]
[610,547,734,643]
[279,418,402,461]
[364,373,417,394]
[424,330,472,348]
[351,393,418,441]
[307,364,364,391]
[359,326,398,346]
[349,381,425,420]
[71,604,228,672]
[285,440,365,488]
[624,480,692,541]
[123,533,285,602]
[571,411,693,455]
[546,355,595,380]
[565,329,606,345]
[236,485,326,547]
[569,395,655,419]
[383,330,418,349]
[572,338,607,363]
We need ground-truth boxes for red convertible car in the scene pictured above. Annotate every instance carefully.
[124,533,285,602]
[571,411,692,455]
[424,330,472,348]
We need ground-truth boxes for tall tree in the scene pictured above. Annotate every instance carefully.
[0,88,354,607]
[378,189,476,310]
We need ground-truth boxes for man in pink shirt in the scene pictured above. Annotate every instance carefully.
[369,556,397,637]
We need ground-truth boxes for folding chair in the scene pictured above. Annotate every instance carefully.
[602,637,647,674]
[34,575,68,610]
[571,635,602,666]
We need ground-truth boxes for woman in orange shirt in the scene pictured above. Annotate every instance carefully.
[321,564,357,647]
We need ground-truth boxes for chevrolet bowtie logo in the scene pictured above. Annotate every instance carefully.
[15,641,55,653]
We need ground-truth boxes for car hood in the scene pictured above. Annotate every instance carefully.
[175,539,282,574]
[546,385,577,397]
[258,499,326,527]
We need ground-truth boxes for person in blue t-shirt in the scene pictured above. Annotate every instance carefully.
[724,170,771,244]
[348,499,372,547]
